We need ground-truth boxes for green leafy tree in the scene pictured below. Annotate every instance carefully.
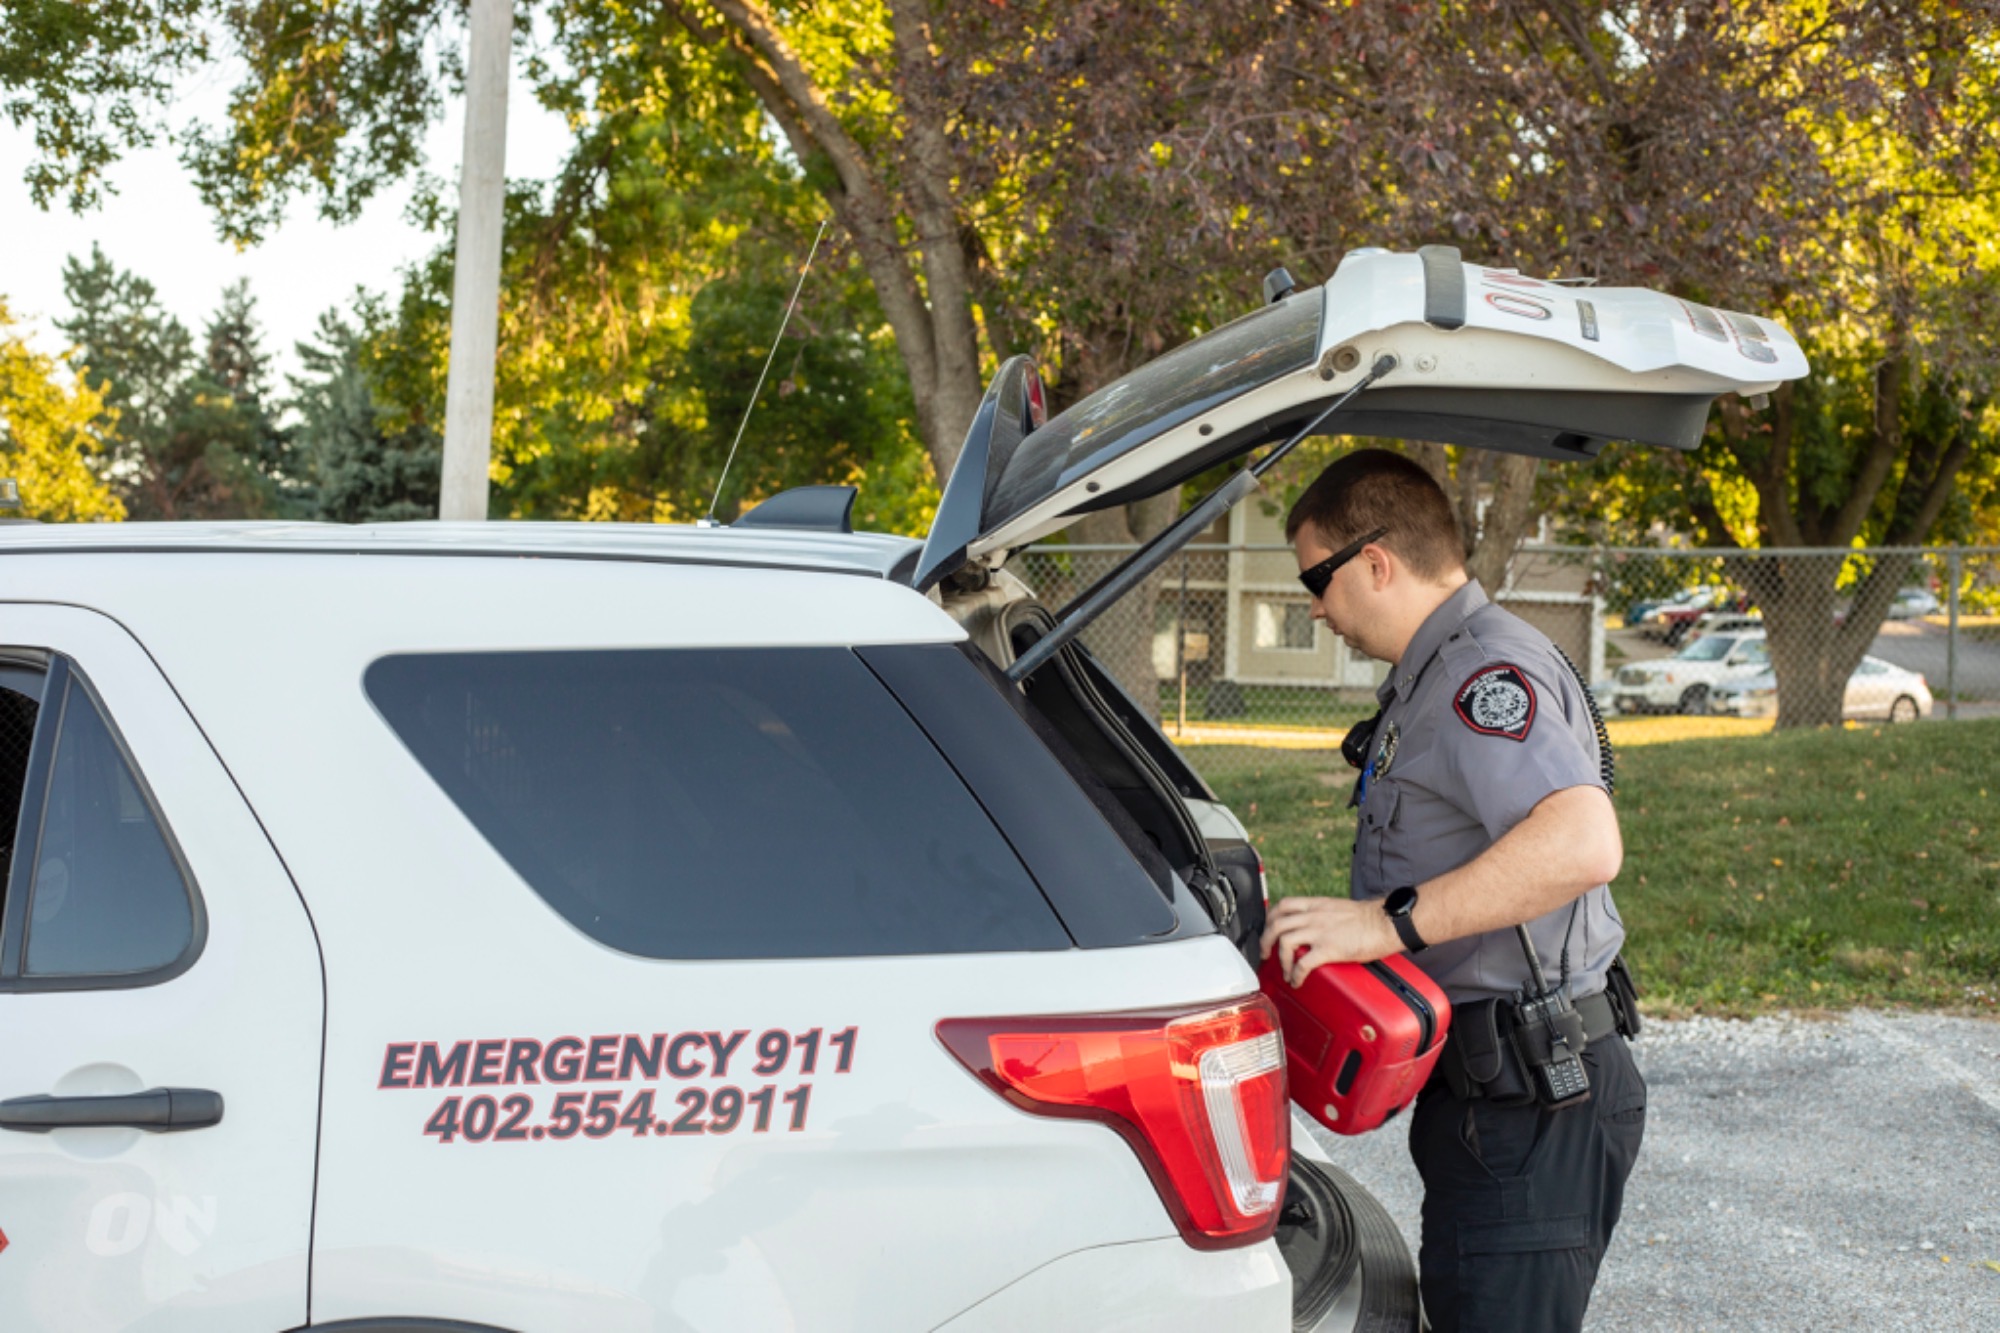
[287,307,439,523]
[6,0,990,478]
[356,27,938,529]
[0,298,125,521]
[17,0,1999,719]
[0,0,208,211]
[58,247,296,519]
[57,243,193,489]
[182,279,301,513]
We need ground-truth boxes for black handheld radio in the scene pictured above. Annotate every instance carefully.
[1509,925,1593,1109]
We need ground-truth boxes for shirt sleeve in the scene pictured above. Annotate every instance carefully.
[1437,652,1604,841]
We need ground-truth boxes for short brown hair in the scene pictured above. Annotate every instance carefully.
[1284,448,1466,581]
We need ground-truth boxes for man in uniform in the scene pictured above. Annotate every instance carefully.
[1261,448,1644,1333]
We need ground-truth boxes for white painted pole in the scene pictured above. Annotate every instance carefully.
[438,0,513,521]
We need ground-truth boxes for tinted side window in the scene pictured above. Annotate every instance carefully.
[365,648,1072,959]
[857,643,1183,948]
[21,669,197,977]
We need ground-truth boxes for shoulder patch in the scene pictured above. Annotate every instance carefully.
[1455,663,1537,740]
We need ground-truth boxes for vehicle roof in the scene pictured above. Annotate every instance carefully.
[0,519,924,581]
[0,521,960,660]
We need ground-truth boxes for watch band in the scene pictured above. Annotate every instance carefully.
[1385,886,1428,954]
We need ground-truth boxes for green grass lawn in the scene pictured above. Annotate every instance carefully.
[1202,719,2000,1017]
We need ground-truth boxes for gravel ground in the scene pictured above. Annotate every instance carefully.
[1307,1010,2000,1331]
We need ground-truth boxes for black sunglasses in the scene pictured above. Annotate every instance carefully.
[1297,526,1389,598]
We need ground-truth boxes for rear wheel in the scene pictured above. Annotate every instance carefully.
[1279,1157,1420,1331]
[1890,694,1920,723]
[1678,685,1710,715]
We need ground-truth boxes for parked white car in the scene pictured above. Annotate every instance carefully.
[0,245,1806,1332]
[1888,588,1942,619]
[1712,655,1934,722]
[1609,631,1770,714]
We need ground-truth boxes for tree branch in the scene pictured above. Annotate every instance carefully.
[658,0,950,452]
[887,0,985,462]
[1887,429,1975,545]
[1737,382,1802,546]
[1824,352,1907,546]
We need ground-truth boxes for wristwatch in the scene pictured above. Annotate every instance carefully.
[1383,885,1428,954]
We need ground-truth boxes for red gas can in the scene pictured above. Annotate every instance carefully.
[1258,952,1452,1136]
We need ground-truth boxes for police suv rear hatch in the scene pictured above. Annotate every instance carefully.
[911,244,1808,598]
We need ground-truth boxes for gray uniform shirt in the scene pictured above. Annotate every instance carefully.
[1350,579,1625,1003]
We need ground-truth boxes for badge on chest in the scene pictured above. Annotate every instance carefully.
[1373,720,1400,778]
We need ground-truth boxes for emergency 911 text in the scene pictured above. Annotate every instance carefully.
[379,1025,858,1089]
[377,1025,859,1143]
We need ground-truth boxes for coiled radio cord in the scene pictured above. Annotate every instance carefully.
[1551,643,1615,798]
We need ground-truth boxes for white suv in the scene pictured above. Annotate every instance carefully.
[0,247,1804,1332]
[0,522,1409,1333]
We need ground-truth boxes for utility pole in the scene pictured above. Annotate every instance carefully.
[438,0,513,521]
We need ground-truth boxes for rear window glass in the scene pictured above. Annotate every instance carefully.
[995,288,1322,518]
[365,648,1071,959]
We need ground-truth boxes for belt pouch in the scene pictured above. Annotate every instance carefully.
[1605,954,1644,1038]
[1446,999,1535,1105]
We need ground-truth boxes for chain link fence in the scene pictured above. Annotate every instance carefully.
[1011,543,2000,780]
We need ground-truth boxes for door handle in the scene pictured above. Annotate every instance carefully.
[0,1087,224,1133]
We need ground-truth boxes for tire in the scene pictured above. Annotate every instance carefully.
[1890,694,1919,723]
[1678,684,1710,715]
[1286,1157,1422,1332]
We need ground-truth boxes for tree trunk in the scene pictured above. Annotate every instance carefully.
[1744,561,1845,729]
[1736,550,1917,729]
[664,0,986,480]
[1467,454,1542,591]
[914,356,986,480]
[1406,441,1540,589]
[1715,346,1974,731]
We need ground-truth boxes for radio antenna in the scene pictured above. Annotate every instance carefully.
[703,218,830,525]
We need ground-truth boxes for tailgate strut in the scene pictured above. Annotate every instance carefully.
[1007,354,1398,684]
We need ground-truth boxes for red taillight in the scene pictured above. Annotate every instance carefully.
[937,997,1289,1249]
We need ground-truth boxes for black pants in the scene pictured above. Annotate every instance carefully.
[1408,1034,1646,1333]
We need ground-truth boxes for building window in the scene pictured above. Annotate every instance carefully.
[1252,600,1317,651]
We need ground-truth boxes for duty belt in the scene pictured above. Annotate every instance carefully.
[1435,988,1624,1101]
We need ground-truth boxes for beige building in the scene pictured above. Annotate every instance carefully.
[1148,503,1604,696]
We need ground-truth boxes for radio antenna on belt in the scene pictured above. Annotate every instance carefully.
[702,218,830,526]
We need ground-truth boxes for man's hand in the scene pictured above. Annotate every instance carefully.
[1260,896,1401,987]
